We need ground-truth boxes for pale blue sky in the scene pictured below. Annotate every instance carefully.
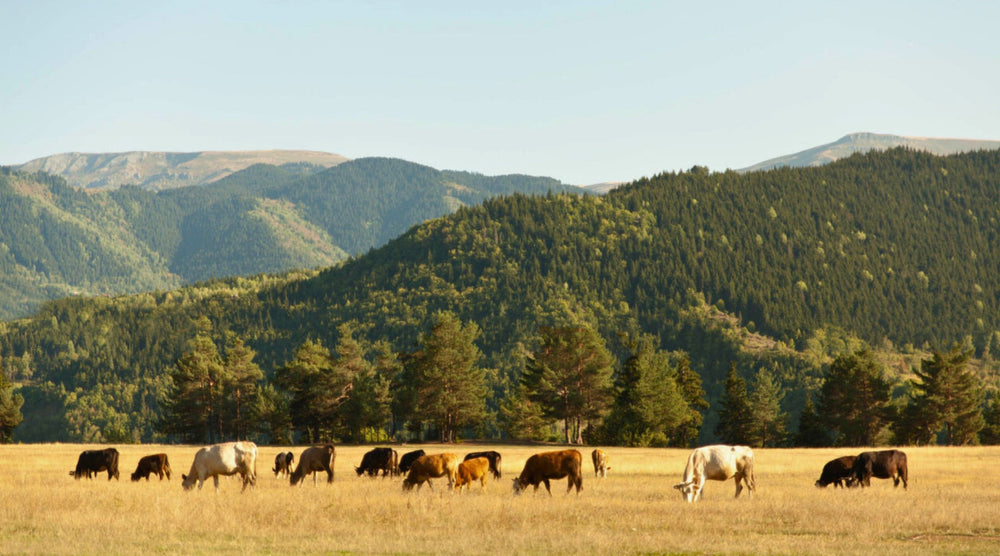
[2,1,997,185]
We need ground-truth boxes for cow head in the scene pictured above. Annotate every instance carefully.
[402,479,416,491]
[511,478,527,495]
[181,474,196,491]
[673,481,697,502]
[131,472,143,482]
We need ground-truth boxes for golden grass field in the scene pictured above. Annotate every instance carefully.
[1,443,999,555]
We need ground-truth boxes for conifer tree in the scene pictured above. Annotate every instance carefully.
[0,369,24,444]
[817,349,894,446]
[222,335,263,441]
[673,355,709,446]
[161,324,227,443]
[794,396,830,447]
[715,363,753,444]
[747,366,787,447]
[904,346,984,445]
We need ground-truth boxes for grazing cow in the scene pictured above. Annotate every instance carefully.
[399,449,426,475]
[290,445,336,486]
[673,445,755,503]
[511,449,583,496]
[853,449,908,489]
[355,447,397,478]
[455,457,491,492]
[273,452,295,479]
[131,453,171,481]
[181,441,258,493]
[402,453,459,492]
[592,449,610,478]
[70,448,120,480]
[463,450,502,479]
[815,456,857,488]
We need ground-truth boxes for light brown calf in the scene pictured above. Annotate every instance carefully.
[454,457,490,492]
[401,453,458,492]
[591,449,609,478]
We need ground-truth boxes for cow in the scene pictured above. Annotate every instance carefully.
[355,447,397,478]
[454,457,490,492]
[70,448,120,480]
[401,453,459,492]
[181,441,258,493]
[398,449,426,475]
[853,449,908,489]
[290,445,336,486]
[673,445,755,503]
[815,455,857,488]
[131,453,171,481]
[273,452,295,479]
[463,450,502,479]
[592,449,610,478]
[511,449,583,496]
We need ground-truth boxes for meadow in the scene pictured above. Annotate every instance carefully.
[1,443,998,555]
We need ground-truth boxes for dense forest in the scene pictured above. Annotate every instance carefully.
[2,148,1000,446]
[0,160,579,319]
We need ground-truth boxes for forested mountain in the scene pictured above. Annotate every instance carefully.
[740,132,1000,172]
[3,148,1000,444]
[14,150,349,191]
[0,160,579,319]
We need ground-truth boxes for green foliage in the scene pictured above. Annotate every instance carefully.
[817,349,895,446]
[0,368,24,443]
[747,366,788,447]
[897,346,984,445]
[715,363,754,444]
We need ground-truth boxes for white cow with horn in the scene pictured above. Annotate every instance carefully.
[673,444,755,503]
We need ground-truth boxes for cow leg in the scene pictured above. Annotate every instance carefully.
[325,468,334,484]
[734,474,744,498]
[543,479,552,496]
[213,475,221,492]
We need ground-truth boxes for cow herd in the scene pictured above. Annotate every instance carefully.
[68,443,910,500]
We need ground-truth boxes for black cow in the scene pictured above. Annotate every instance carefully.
[131,453,171,481]
[853,449,908,489]
[398,449,426,475]
[463,450,502,479]
[71,448,120,480]
[815,455,856,488]
[355,447,397,477]
[273,451,295,479]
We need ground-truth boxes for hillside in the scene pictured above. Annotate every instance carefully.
[14,150,349,191]
[0,159,580,319]
[3,148,1000,443]
[740,132,1000,172]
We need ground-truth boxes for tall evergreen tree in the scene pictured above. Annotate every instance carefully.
[794,395,830,447]
[673,355,709,446]
[0,368,24,443]
[273,339,351,442]
[410,312,487,442]
[715,363,754,444]
[222,335,263,441]
[979,393,1000,445]
[817,349,894,446]
[904,346,984,445]
[747,366,787,447]
[521,325,616,444]
[161,323,227,443]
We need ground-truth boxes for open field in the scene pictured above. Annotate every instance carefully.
[2,444,999,555]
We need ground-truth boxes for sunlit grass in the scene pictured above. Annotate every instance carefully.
[1,444,998,554]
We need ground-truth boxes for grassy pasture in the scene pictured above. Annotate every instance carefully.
[1,444,999,555]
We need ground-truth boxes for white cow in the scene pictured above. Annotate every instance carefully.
[673,444,755,503]
[181,441,258,492]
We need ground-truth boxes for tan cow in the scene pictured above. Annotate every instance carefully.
[454,457,490,492]
[401,453,458,492]
[181,441,258,493]
[673,444,755,503]
[512,449,583,496]
[591,449,609,478]
[290,445,336,486]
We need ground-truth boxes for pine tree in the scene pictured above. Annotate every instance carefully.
[979,393,1000,445]
[715,363,753,444]
[0,370,24,443]
[747,366,787,447]
[905,346,984,445]
[222,335,263,441]
[794,396,830,447]
[411,312,487,442]
[673,355,709,446]
[817,349,894,446]
[161,326,227,443]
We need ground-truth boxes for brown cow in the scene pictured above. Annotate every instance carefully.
[401,453,458,492]
[815,455,857,488]
[591,449,609,478]
[853,449,908,489]
[512,449,583,496]
[131,453,172,481]
[273,452,295,479]
[71,448,120,480]
[290,445,336,486]
[454,457,490,492]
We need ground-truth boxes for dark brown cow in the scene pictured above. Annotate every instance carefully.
[455,457,490,492]
[290,445,336,486]
[853,449,908,489]
[402,453,458,492]
[71,448,120,480]
[463,450,502,479]
[815,455,857,488]
[511,449,583,496]
[399,449,426,475]
[273,451,295,479]
[131,453,171,481]
[355,447,397,477]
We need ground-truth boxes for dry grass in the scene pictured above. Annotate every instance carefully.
[2,444,999,555]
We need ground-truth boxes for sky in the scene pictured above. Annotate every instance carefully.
[2,1,998,185]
